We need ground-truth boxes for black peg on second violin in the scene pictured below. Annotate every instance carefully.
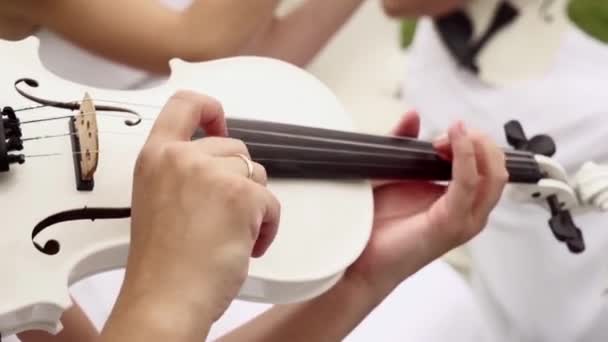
[2,106,17,120]
[504,120,529,150]
[546,191,585,254]
[547,195,577,239]
[527,134,556,157]
[7,138,23,151]
[3,116,22,140]
[7,154,25,165]
[505,120,555,157]
[504,120,584,254]
[567,229,586,254]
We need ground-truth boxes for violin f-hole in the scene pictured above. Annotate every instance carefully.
[31,207,132,255]
[14,78,143,126]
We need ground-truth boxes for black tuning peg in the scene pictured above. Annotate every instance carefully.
[504,120,584,254]
[504,120,529,150]
[7,137,23,151]
[2,107,17,120]
[504,120,556,157]
[7,154,25,165]
[527,134,556,157]
[547,195,585,254]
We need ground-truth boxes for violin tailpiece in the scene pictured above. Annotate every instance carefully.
[0,106,24,172]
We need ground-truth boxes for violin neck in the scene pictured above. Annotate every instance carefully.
[192,118,544,184]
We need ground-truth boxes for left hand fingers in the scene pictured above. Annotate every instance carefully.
[437,122,508,240]
[443,121,479,219]
[471,133,509,217]
[148,90,228,145]
[373,110,421,188]
[434,125,508,220]
[390,110,420,137]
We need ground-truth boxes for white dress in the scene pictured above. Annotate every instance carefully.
[403,16,608,342]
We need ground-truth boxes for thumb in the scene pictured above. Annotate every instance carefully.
[391,110,421,138]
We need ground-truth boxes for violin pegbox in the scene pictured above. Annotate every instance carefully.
[503,120,585,253]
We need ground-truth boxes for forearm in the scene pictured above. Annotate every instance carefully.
[24,0,280,74]
[216,277,386,342]
[99,290,214,342]
[381,0,468,17]
[242,0,365,67]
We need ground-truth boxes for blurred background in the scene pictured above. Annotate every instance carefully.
[278,0,409,135]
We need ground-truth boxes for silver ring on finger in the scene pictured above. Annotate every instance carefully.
[235,153,254,179]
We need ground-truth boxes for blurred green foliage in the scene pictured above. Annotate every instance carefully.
[399,0,608,49]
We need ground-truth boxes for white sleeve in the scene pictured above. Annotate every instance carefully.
[572,161,608,211]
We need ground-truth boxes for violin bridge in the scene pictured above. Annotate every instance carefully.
[69,92,99,191]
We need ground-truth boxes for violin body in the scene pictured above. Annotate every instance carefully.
[0,37,375,335]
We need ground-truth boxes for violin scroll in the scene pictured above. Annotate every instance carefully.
[504,120,585,253]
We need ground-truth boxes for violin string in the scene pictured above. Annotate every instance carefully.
[12,100,536,163]
[17,121,537,166]
[13,98,161,113]
[22,147,538,167]
[20,115,76,124]
[12,99,534,158]
[252,158,541,171]
[22,132,74,141]
[21,141,540,172]
[244,141,538,168]
[19,111,154,125]
[22,130,146,142]
[17,122,538,166]
[222,125,533,160]
[25,151,102,158]
[23,150,540,181]
[15,107,436,156]
[93,98,162,109]
[13,104,50,112]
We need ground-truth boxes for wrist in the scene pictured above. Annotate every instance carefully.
[101,284,215,342]
[343,254,438,302]
[339,270,394,310]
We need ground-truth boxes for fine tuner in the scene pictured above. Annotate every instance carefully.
[0,36,584,337]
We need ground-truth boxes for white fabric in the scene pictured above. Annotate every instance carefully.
[208,260,484,342]
[573,162,608,211]
[403,17,608,342]
[463,0,569,86]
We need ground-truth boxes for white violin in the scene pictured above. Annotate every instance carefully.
[0,36,584,338]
